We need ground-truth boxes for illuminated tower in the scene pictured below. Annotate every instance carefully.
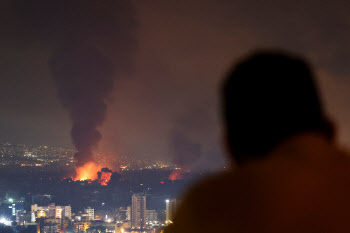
[166,199,180,225]
[131,194,146,229]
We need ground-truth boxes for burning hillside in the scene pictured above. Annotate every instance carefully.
[74,164,113,186]
[75,162,102,181]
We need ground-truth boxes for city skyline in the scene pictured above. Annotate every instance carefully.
[0,1,349,232]
[0,193,170,232]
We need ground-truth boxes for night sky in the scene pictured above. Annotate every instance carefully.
[0,0,350,170]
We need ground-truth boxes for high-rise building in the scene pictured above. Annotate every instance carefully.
[55,205,72,219]
[63,206,72,219]
[48,203,56,218]
[126,206,131,221]
[166,199,180,225]
[131,193,146,229]
[84,207,94,221]
[55,207,62,219]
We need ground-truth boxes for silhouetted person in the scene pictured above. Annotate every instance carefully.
[164,51,350,233]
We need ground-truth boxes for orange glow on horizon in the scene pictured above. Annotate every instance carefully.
[75,162,102,181]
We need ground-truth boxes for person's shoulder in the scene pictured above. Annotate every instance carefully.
[165,171,238,233]
[176,166,263,212]
[181,170,238,202]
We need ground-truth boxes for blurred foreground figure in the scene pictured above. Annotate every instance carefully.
[165,51,350,233]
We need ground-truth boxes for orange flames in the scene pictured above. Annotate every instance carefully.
[169,169,182,182]
[74,162,102,181]
[99,171,112,186]
[74,162,113,186]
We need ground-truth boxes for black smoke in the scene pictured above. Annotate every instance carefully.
[97,167,113,180]
[50,46,114,167]
[0,0,137,170]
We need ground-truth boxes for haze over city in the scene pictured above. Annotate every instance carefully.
[1,0,350,171]
[0,1,349,233]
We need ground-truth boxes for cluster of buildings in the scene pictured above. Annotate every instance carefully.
[129,194,154,229]
[0,196,25,226]
[0,194,180,233]
[0,194,107,233]
[128,193,180,230]
[31,203,72,221]
[1,201,114,233]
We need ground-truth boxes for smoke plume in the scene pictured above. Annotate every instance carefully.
[50,46,114,167]
[0,0,137,172]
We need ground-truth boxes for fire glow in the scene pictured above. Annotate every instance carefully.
[98,168,113,186]
[99,172,112,185]
[74,162,112,185]
[168,170,182,182]
[75,162,102,181]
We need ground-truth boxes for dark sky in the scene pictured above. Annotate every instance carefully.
[1,0,350,170]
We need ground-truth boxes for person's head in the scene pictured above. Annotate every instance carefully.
[222,50,333,164]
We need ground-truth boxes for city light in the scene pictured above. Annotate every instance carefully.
[0,217,12,226]
[0,142,182,232]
